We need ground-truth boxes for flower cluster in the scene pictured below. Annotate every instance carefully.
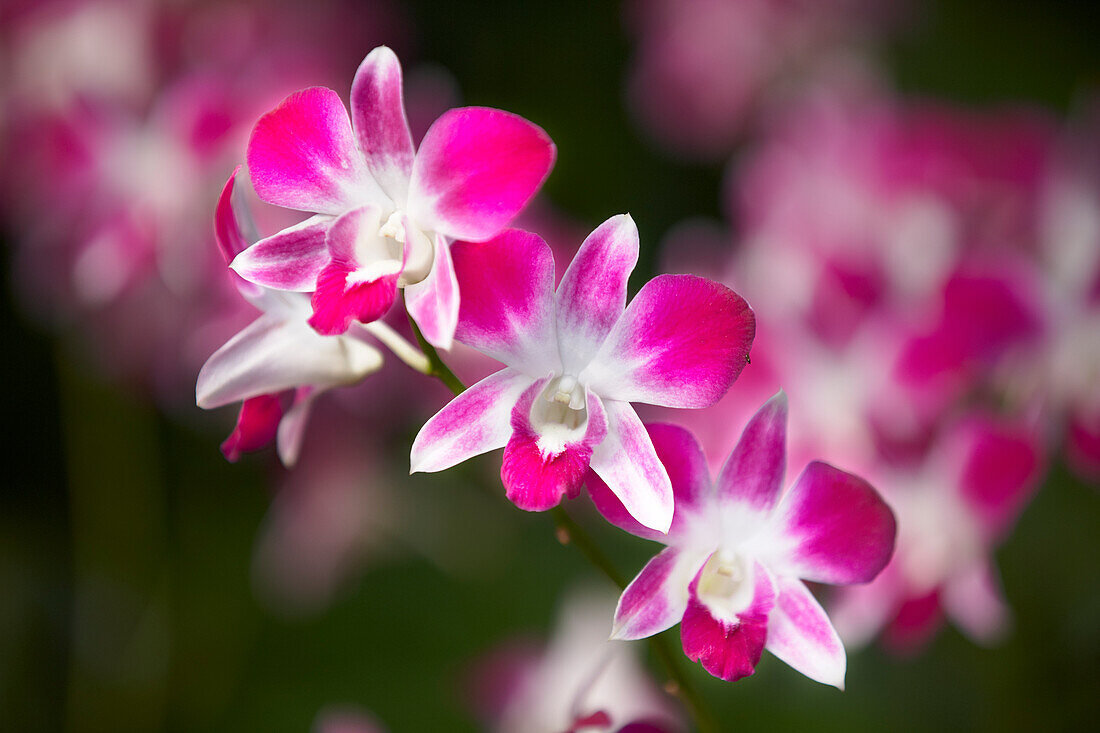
[650,84,1092,651]
[195,44,897,699]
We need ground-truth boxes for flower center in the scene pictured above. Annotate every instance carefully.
[531,375,588,455]
[378,210,434,286]
[696,550,755,624]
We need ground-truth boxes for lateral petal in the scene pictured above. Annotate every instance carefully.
[757,462,896,585]
[410,368,534,473]
[584,275,755,408]
[451,229,558,375]
[612,547,709,640]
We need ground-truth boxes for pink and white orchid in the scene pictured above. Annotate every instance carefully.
[197,168,384,466]
[230,45,556,347]
[589,392,896,685]
[410,215,755,532]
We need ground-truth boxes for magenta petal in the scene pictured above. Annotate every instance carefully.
[765,576,846,688]
[941,562,1010,644]
[589,400,674,533]
[681,564,775,682]
[585,275,756,409]
[956,417,1043,540]
[220,394,284,462]
[410,368,534,473]
[589,423,712,542]
[452,229,558,374]
[768,462,897,585]
[215,166,250,265]
[555,214,639,373]
[230,216,332,291]
[215,167,263,301]
[308,261,398,335]
[408,107,555,241]
[716,391,787,513]
[405,234,460,350]
[613,547,707,640]
[247,87,377,215]
[351,46,415,203]
[500,380,608,512]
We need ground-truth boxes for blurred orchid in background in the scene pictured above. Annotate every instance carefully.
[468,589,685,733]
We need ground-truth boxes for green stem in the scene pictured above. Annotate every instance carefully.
[405,310,465,396]
[409,326,716,732]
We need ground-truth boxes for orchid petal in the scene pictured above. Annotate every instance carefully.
[956,417,1043,541]
[612,547,709,640]
[196,314,382,409]
[215,167,264,302]
[247,87,382,215]
[220,394,283,462]
[681,562,775,682]
[555,214,638,374]
[275,387,319,468]
[589,399,673,534]
[589,423,713,542]
[408,107,555,241]
[230,215,332,292]
[215,166,251,265]
[351,46,415,204]
[716,391,787,514]
[584,275,755,408]
[410,368,534,473]
[405,233,460,350]
[758,462,896,585]
[451,229,558,375]
[765,576,846,689]
[941,562,1010,645]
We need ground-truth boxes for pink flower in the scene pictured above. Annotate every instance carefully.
[589,392,896,685]
[468,589,684,733]
[830,414,1044,651]
[410,216,755,532]
[231,46,556,347]
[197,169,383,465]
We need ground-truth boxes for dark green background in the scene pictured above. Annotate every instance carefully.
[2,0,1099,730]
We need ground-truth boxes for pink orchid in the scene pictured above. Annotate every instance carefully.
[589,392,896,685]
[831,414,1044,651]
[469,589,685,733]
[409,215,755,532]
[197,169,384,465]
[230,45,556,347]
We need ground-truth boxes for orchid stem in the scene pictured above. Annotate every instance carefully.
[551,504,718,733]
[409,322,717,733]
[361,321,432,374]
[405,312,466,396]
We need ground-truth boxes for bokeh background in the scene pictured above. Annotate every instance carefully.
[2,0,1099,730]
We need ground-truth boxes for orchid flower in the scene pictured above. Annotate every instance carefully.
[830,414,1043,650]
[472,589,685,733]
[589,392,896,686]
[229,45,556,347]
[410,215,755,532]
[197,168,385,466]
